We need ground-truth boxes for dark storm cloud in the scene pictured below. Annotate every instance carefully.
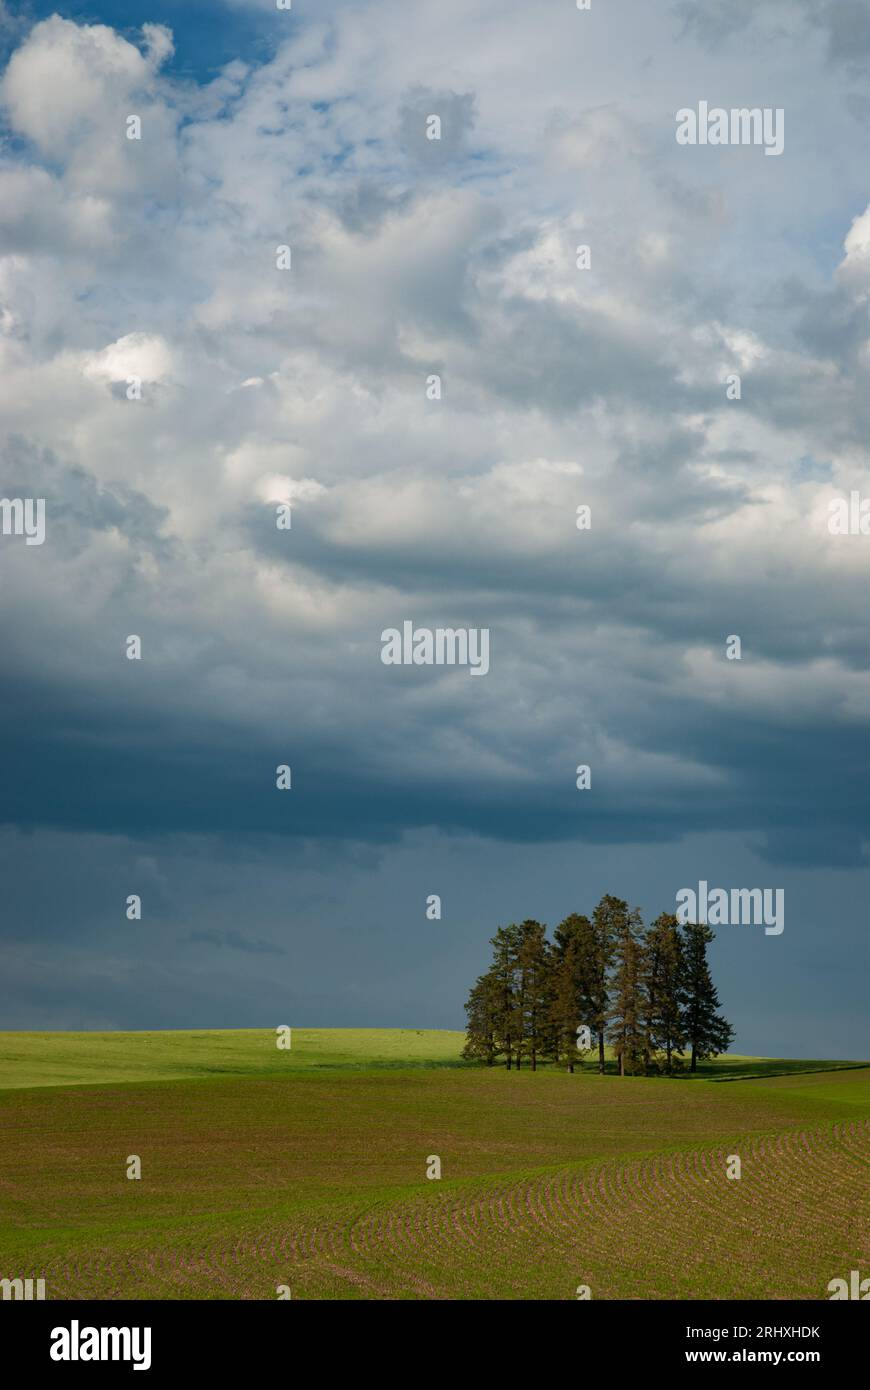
[0,436,172,556]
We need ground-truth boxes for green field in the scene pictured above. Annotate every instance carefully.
[0,1028,860,1090]
[0,1028,470,1090]
[1,1029,868,1300]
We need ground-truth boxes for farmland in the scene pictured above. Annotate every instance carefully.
[0,1030,868,1300]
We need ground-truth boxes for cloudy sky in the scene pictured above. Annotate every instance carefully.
[0,0,868,1056]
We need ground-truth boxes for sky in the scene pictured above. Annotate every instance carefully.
[0,0,868,1056]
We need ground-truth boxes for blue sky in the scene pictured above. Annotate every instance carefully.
[3,0,279,78]
[0,0,869,1056]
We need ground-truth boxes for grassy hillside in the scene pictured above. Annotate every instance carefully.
[0,1031,868,1299]
[0,1028,469,1089]
[0,1028,862,1090]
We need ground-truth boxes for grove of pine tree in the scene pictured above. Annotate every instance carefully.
[462,896,734,1075]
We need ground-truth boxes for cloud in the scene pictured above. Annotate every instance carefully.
[0,2,867,866]
[81,333,175,387]
[0,1,867,1044]
[0,164,114,254]
[839,203,870,288]
[397,85,477,165]
[1,16,171,155]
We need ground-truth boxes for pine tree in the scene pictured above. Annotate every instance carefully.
[590,895,624,1073]
[488,924,523,1070]
[462,970,502,1065]
[606,905,647,1076]
[549,913,595,1071]
[516,920,550,1071]
[461,903,735,1080]
[681,921,735,1072]
[644,913,686,1074]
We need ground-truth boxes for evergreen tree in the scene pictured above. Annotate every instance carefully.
[516,920,550,1071]
[681,921,735,1072]
[644,913,686,1074]
[549,913,595,1071]
[606,905,647,1075]
[461,902,735,1079]
[488,924,523,1070]
[548,950,575,1071]
[590,895,624,1073]
[462,970,502,1065]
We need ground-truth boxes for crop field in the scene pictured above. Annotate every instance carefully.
[0,1030,868,1300]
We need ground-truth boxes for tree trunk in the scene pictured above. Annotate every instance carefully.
[598,1030,605,1074]
[690,1043,697,1073]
